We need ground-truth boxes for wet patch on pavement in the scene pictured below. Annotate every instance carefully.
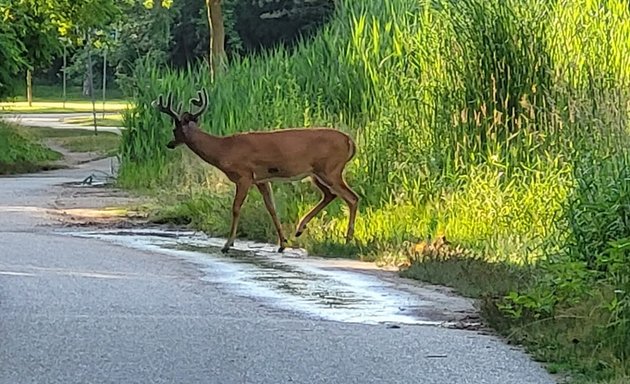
[62,228,480,328]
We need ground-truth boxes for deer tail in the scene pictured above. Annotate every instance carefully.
[346,135,356,162]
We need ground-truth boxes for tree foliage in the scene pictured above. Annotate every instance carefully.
[0,5,26,98]
[110,0,335,79]
[1,0,336,98]
[0,0,124,99]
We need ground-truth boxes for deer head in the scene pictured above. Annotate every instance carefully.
[152,88,209,149]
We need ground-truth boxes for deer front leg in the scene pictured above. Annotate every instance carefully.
[222,179,252,253]
[256,182,287,253]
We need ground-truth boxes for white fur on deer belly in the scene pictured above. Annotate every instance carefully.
[253,171,312,183]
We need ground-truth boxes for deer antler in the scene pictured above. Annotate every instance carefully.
[152,92,181,122]
[189,88,209,120]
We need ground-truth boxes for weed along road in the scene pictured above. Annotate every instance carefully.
[0,156,557,384]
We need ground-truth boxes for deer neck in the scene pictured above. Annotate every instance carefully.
[183,127,224,167]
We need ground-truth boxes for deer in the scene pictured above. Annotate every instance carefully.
[152,88,359,254]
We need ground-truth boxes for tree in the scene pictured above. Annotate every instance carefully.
[0,0,123,103]
[42,0,122,100]
[205,0,227,79]
[201,0,335,81]
[0,1,61,103]
[0,6,26,100]
[108,0,175,91]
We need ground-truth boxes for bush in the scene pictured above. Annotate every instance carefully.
[0,122,62,174]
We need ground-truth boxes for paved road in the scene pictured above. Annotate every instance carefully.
[0,112,122,134]
[0,158,557,384]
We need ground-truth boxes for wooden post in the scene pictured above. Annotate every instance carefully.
[102,48,107,118]
[86,30,98,136]
[63,43,67,109]
[26,70,32,107]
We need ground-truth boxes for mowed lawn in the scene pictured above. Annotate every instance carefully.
[0,84,132,114]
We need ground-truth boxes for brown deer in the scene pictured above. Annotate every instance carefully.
[152,89,359,254]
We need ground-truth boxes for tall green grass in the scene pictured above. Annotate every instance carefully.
[120,0,628,257]
[119,0,630,380]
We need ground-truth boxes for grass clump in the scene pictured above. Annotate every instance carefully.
[55,134,120,156]
[117,0,630,381]
[28,127,122,157]
[0,122,63,174]
[62,114,124,127]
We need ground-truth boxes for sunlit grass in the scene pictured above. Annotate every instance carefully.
[0,84,132,114]
[0,101,131,114]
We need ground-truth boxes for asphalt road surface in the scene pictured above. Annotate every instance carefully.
[0,158,557,384]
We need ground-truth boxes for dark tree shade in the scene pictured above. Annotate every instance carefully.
[234,0,335,53]
[167,0,334,67]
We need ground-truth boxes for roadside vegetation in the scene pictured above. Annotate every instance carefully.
[0,122,63,174]
[117,0,630,382]
[33,127,121,157]
[0,123,121,175]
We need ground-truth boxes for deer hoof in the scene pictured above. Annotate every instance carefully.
[221,246,230,254]
[277,246,285,253]
[295,230,303,238]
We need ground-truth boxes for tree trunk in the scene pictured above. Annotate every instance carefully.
[26,70,32,107]
[206,0,227,80]
[82,75,91,97]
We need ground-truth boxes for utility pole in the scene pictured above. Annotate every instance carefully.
[86,29,98,136]
[62,37,68,109]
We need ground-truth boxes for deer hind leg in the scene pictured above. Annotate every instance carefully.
[222,179,252,253]
[295,176,337,238]
[317,172,359,243]
[256,182,288,253]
